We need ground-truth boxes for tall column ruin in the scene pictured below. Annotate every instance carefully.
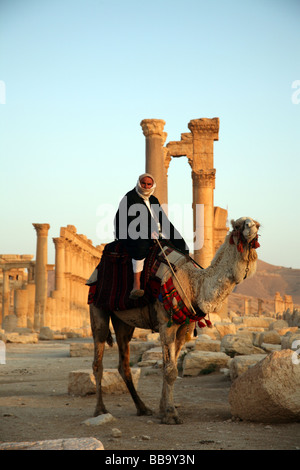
[188,118,219,267]
[33,223,50,330]
[140,119,168,206]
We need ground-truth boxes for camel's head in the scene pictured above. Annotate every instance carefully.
[230,217,260,253]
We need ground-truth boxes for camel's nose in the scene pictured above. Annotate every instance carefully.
[244,218,254,229]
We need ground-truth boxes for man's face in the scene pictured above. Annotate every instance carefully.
[140,176,153,189]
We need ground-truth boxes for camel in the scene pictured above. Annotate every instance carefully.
[89,217,260,424]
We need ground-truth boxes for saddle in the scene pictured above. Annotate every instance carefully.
[87,240,186,311]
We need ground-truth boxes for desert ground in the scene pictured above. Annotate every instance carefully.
[0,337,299,451]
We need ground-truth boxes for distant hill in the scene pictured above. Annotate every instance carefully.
[228,259,300,314]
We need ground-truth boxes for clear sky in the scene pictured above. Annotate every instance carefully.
[0,0,299,268]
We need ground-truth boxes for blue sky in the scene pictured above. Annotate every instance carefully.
[0,0,299,268]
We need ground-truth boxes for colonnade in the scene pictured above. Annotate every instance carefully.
[34,224,103,331]
[0,225,103,332]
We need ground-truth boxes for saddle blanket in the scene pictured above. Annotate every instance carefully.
[87,240,185,312]
[86,240,211,329]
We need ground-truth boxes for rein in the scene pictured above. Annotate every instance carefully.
[155,238,199,318]
[229,230,260,280]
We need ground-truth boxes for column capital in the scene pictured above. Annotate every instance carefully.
[188,118,219,140]
[33,223,50,236]
[140,119,166,138]
[192,169,216,188]
[52,237,65,248]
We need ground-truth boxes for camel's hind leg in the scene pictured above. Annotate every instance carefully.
[89,303,111,416]
[111,313,152,416]
[159,321,183,424]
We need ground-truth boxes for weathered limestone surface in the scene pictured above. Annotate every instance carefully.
[70,342,94,357]
[68,368,141,396]
[281,331,300,350]
[194,336,221,352]
[182,350,229,376]
[0,437,104,450]
[82,414,116,427]
[221,334,265,357]
[229,354,267,380]
[229,350,300,422]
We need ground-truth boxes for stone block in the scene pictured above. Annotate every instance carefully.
[229,350,300,422]
[141,347,163,362]
[5,332,38,344]
[70,342,94,357]
[0,437,104,450]
[239,316,274,329]
[268,319,289,330]
[229,354,267,380]
[214,322,237,338]
[194,337,221,352]
[257,330,281,346]
[68,368,141,396]
[221,334,264,357]
[281,332,300,350]
[182,350,230,376]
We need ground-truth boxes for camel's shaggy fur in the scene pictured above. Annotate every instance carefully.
[89,217,260,424]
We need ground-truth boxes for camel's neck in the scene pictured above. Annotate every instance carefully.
[188,234,257,314]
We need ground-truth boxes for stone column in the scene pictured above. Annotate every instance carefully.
[188,118,219,267]
[191,169,216,267]
[53,237,65,293]
[140,119,168,205]
[1,268,10,325]
[33,223,50,330]
[14,289,28,328]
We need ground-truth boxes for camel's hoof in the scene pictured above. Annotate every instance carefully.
[161,414,183,425]
[137,407,153,416]
[93,408,109,417]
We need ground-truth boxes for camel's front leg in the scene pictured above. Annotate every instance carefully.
[89,304,110,417]
[111,314,152,417]
[159,321,183,424]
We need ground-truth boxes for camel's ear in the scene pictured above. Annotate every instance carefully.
[230,219,236,230]
[254,220,260,230]
[231,219,243,230]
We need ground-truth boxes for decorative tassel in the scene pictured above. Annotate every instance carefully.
[237,241,244,252]
[197,320,206,328]
[193,327,198,337]
[205,319,213,328]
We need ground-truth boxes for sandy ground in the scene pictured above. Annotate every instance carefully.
[0,338,299,451]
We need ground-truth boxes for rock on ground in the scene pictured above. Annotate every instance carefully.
[0,437,104,450]
[229,349,300,423]
[221,334,264,357]
[182,351,230,376]
[82,414,116,426]
[68,368,141,396]
[229,354,267,380]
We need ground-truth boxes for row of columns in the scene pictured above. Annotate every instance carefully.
[32,223,103,332]
[0,224,104,332]
[140,117,224,268]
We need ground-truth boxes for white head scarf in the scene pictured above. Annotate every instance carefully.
[135,173,156,200]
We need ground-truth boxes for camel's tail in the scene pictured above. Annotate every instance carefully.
[106,328,114,347]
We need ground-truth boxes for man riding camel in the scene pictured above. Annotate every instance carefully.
[114,173,189,299]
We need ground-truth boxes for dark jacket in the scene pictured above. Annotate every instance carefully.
[114,188,189,260]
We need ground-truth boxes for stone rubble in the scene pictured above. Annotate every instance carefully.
[0,437,104,450]
[2,304,300,424]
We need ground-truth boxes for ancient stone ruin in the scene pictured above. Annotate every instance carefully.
[0,224,104,335]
